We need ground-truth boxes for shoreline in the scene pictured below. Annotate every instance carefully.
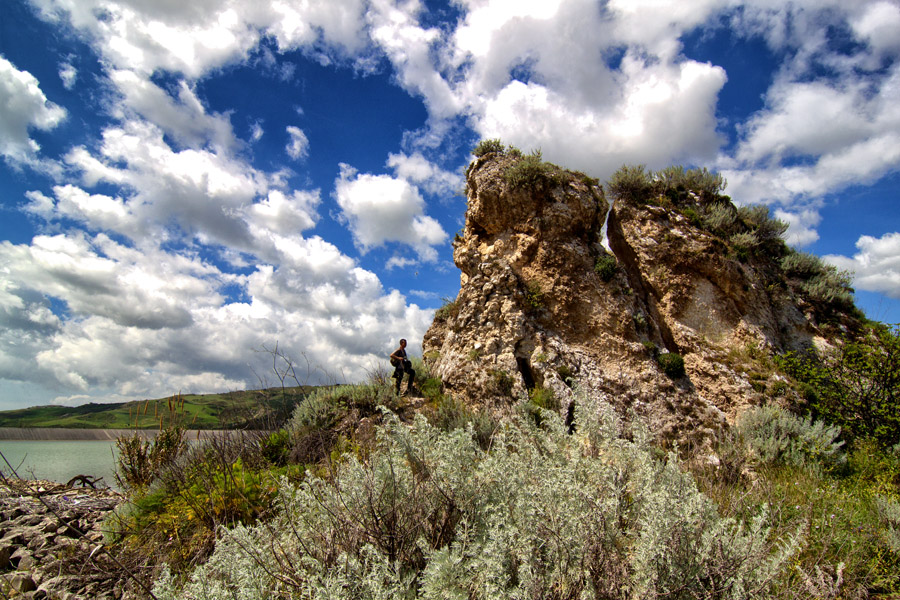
[0,427,263,441]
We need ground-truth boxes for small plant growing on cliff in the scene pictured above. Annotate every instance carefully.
[434,297,459,322]
[490,369,515,397]
[594,253,619,282]
[472,138,506,157]
[657,352,686,378]
[524,280,545,311]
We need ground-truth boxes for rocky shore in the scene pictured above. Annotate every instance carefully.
[0,479,130,599]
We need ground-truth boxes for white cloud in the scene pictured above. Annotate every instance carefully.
[285,125,309,160]
[386,151,463,196]
[250,121,264,142]
[335,164,448,261]
[58,60,77,89]
[825,232,900,299]
[775,207,821,248]
[110,69,239,152]
[242,189,320,236]
[31,0,372,77]
[0,56,66,163]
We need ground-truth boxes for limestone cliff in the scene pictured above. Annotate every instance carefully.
[423,151,861,444]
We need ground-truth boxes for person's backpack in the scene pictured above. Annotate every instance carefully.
[390,356,401,368]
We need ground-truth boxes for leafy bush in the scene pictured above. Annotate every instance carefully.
[155,396,797,600]
[594,253,619,282]
[778,325,900,448]
[736,404,844,470]
[472,138,506,156]
[657,352,686,378]
[607,164,652,202]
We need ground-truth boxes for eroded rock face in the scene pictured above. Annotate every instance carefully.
[424,153,857,444]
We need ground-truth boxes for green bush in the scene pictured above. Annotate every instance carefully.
[701,203,739,236]
[781,251,825,279]
[656,165,726,198]
[489,369,515,397]
[730,231,759,261]
[607,164,652,202]
[802,270,854,307]
[524,280,544,310]
[434,297,460,322]
[115,425,186,492]
[738,205,788,242]
[657,352,686,378]
[502,149,561,189]
[155,396,797,600]
[777,324,900,448]
[473,138,506,157]
[736,404,844,470]
[594,253,619,282]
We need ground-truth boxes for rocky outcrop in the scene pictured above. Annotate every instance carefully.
[0,480,127,599]
[424,153,860,445]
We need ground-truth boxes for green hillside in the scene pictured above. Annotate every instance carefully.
[0,387,315,429]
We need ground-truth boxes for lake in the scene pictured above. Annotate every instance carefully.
[0,440,120,489]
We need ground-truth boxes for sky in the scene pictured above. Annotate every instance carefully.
[1,0,899,410]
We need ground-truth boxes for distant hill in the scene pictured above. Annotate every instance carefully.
[0,387,316,430]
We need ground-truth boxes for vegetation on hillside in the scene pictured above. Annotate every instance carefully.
[76,323,899,599]
[0,387,312,429]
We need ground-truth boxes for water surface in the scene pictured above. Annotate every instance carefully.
[0,440,119,488]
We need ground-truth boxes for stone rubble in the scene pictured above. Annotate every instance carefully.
[0,479,130,600]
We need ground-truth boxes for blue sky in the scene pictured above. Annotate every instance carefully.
[1,0,898,410]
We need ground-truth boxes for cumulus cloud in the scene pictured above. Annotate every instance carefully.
[386,151,463,196]
[285,125,309,160]
[334,164,448,262]
[0,56,66,163]
[825,232,900,299]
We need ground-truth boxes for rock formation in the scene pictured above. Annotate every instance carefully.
[424,151,861,444]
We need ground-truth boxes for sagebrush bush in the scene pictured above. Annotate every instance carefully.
[737,404,844,470]
[155,393,798,599]
[781,251,825,279]
[608,164,652,202]
[701,203,739,236]
[738,205,788,242]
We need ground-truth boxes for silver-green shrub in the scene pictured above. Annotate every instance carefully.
[701,202,739,236]
[736,404,844,470]
[156,393,800,599]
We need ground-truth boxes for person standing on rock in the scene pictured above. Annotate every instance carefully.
[390,338,416,395]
